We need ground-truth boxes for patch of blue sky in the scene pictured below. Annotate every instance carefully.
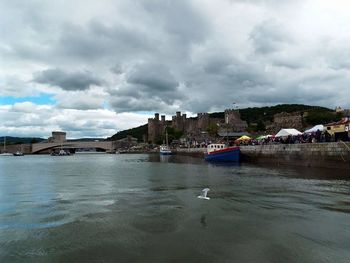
[136,111,155,115]
[0,94,56,105]
[102,101,110,109]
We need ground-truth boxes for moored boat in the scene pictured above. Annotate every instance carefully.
[160,145,172,155]
[204,144,240,162]
[13,151,24,156]
[0,152,13,156]
[1,137,12,156]
[160,128,172,155]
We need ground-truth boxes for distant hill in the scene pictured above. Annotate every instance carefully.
[203,104,335,125]
[0,136,45,145]
[108,124,148,142]
[108,104,340,141]
[68,138,106,142]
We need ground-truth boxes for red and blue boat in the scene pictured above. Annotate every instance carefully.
[204,144,240,162]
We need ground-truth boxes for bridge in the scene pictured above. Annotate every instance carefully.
[32,140,116,154]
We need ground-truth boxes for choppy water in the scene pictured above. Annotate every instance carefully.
[0,154,350,262]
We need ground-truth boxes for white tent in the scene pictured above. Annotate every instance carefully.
[275,128,302,137]
[304,125,324,133]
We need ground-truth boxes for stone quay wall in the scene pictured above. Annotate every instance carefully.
[175,143,350,169]
[240,142,350,169]
[175,147,206,157]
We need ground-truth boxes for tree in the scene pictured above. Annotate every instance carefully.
[207,123,218,136]
[256,120,266,131]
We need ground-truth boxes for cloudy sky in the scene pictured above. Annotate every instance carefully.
[1,0,349,138]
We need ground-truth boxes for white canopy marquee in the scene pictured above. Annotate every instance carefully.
[304,125,324,133]
[275,128,303,137]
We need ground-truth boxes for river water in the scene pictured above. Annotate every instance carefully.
[0,154,349,262]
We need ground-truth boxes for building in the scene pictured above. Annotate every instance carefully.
[225,109,248,132]
[147,113,170,143]
[48,131,66,143]
[325,117,350,141]
[335,106,350,117]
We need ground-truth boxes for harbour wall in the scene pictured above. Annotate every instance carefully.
[240,142,350,170]
[175,148,206,157]
[176,142,350,169]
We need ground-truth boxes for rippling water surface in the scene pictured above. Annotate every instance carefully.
[0,154,350,262]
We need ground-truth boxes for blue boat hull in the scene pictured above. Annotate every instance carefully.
[205,147,240,162]
[160,151,172,155]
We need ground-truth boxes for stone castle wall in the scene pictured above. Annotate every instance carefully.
[225,109,248,131]
[147,110,247,143]
[270,112,303,133]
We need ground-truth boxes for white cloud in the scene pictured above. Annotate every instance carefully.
[0,103,152,138]
[1,0,350,137]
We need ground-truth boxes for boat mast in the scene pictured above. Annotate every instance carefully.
[3,136,6,152]
[165,128,169,146]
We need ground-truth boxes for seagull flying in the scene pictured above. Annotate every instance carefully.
[198,188,210,200]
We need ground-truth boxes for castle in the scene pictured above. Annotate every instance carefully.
[148,110,248,143]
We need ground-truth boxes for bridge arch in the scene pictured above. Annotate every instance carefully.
[32,141,116,154]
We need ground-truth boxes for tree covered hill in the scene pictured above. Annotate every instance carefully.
[107,124,148,142]
[0,136,45,145]
[239,104,334,124]
[208,104,336,125]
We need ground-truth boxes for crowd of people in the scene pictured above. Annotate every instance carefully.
[174,129,349,148]
[236,130,336,146]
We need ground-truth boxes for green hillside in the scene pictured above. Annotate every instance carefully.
[0,136,45,144]
[108,124,148,142]
[239,104,334,124]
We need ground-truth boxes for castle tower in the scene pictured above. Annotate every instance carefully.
[224,109,248,132]
[148,113,161,143]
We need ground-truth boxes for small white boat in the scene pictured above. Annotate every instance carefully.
[13,151,24,156]
[160,145,172,155]
[58,149,69,155]
[1,137,12,156]
[0,152,13,156]
[160,128,172,155]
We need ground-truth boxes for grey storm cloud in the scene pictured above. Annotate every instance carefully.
[33,68,103,91]
[249,19,292,55]
[126,63,179,92]
[109,62,183,112]
[1,0,350,117]
[55,21,154,62]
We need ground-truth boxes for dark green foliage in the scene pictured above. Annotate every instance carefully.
[155,138,163,145]
[208,112,225,119]
[256,120,266,131]
[163,127,183,144]
[305,110,341,125]
[0,137,45,145]
[108,124,148,142]
[68,138,105,142]
[207,123,218,136]
[239,104,332,124]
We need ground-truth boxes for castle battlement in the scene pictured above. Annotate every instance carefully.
[147,110,247,143]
